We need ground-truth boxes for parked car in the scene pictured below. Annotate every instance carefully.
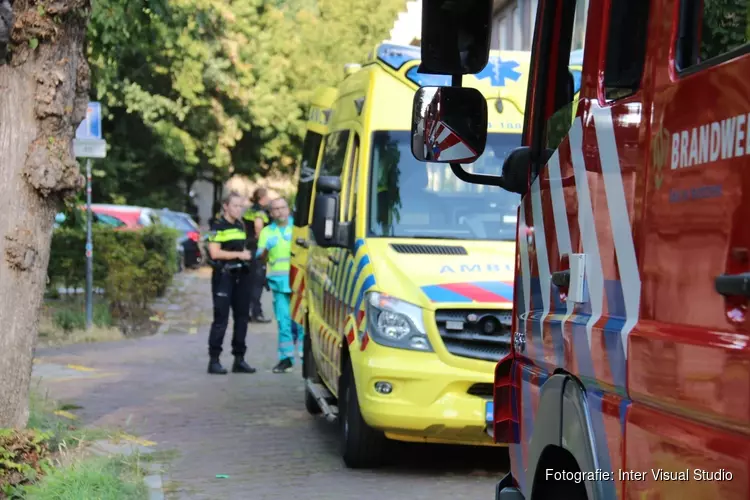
[89,204,160,230]
[54,209,128,230]
[157,209,203,270]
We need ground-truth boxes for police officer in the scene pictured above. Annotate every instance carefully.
[243,187,272,323]
[205,191,256,375]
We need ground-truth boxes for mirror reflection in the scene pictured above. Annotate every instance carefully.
[411,86,488,164]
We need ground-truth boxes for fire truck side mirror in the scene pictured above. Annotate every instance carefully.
[419,0,493,75]
[410,86,487,164]
[501,147,531,195]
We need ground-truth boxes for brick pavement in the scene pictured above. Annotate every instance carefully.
[33,270,509,500]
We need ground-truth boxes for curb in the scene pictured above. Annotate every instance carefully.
[89,439,167,499]
[144,463,166,500]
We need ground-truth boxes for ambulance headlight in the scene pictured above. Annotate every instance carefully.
[366,292,433,352]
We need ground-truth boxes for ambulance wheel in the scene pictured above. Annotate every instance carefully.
[339,357,386,469]
[303,332,322,415]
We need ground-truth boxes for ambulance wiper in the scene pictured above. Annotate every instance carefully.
[408,235,464,240]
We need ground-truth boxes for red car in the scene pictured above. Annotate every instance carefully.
[89,204,160,230]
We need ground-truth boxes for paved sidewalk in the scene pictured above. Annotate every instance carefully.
[33,270,508,500]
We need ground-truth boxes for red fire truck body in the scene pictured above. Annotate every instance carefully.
[492,1,750,499]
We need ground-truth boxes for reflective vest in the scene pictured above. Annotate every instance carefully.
[207,217,247,268]
[243,204,271,252]
[243,205,270,239]
[258,221,292,277]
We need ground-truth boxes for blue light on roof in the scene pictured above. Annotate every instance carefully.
[406,67,452,87]
[475,56,522,86]
[377,43,422,70]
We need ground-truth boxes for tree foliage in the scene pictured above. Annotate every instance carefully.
[88,0,406,208]
[700,0,749,62]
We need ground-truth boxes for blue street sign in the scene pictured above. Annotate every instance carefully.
[75,102,102,140]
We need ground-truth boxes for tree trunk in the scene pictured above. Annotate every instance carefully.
[0,0,89,428]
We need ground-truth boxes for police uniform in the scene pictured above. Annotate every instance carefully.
[206,217,256,374]
[243,204,271,323]
[256,217,299,373]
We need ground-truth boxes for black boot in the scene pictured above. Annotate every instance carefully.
[272,357,294,374]
[208,357,228,375]
[232,356,257,374]
[251,314,272,324]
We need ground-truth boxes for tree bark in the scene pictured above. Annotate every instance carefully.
[0,0,89,428]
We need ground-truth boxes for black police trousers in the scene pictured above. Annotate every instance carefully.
[208,267,251,358]
[248,258,266,318]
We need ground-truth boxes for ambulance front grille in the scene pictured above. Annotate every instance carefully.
[434,309,512,362]
[390,243,468,255]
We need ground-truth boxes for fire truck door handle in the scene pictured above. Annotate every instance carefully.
[551,270,570,288]
[296,238,309,248]
[715,273,750,297]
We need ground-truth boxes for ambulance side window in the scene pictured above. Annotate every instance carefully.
[676,0,749,71]
[602,2,650,100]
[342,134,360,222]
[319,130,350,177]
[293,131,323,228]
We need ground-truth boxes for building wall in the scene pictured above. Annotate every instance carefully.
[491,0,589,52]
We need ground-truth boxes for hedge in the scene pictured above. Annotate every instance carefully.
[47,225,179,331]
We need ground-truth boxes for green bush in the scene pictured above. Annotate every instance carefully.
[48,224,179,333]
[50,301,112,333]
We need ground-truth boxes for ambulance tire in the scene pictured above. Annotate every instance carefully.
[303,332,322,415]
[340,358,386,469]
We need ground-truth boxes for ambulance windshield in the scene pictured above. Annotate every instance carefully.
[368,130,520,241]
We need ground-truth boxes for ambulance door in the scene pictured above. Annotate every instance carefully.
[308,129,352,392]
[324,131,360,391]
[336,132,361,337]
[626,1,750,497]
[290,130,325,336]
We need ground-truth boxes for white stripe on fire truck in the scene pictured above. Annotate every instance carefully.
[569,118,604,347]
[518,204,532,329]
[592,106,642,356]
[436,125,451,143]
[547,150,575,320]
[530,175,551,334]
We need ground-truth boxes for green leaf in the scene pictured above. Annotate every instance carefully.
[29,38,39,50]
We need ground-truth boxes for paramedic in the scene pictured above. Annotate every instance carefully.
[256,197,298,374]
[206,191,256,375]
[244,187,272,323]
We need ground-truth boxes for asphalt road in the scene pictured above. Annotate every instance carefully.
[33,270,508,499]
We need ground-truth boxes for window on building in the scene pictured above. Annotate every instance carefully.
[526,0,539,50]
[293,130,323,227]
[677,0,749,70]
[512,5,522,48]
[603,1,650,100]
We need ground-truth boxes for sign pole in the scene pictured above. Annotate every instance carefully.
[85,158,93,330]
[74,101,106,331]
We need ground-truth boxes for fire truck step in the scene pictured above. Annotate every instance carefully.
[305,379,339,423]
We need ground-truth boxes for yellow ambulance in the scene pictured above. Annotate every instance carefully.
[290,43,530,468]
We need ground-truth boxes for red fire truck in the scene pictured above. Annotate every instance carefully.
[414,1,750,499]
